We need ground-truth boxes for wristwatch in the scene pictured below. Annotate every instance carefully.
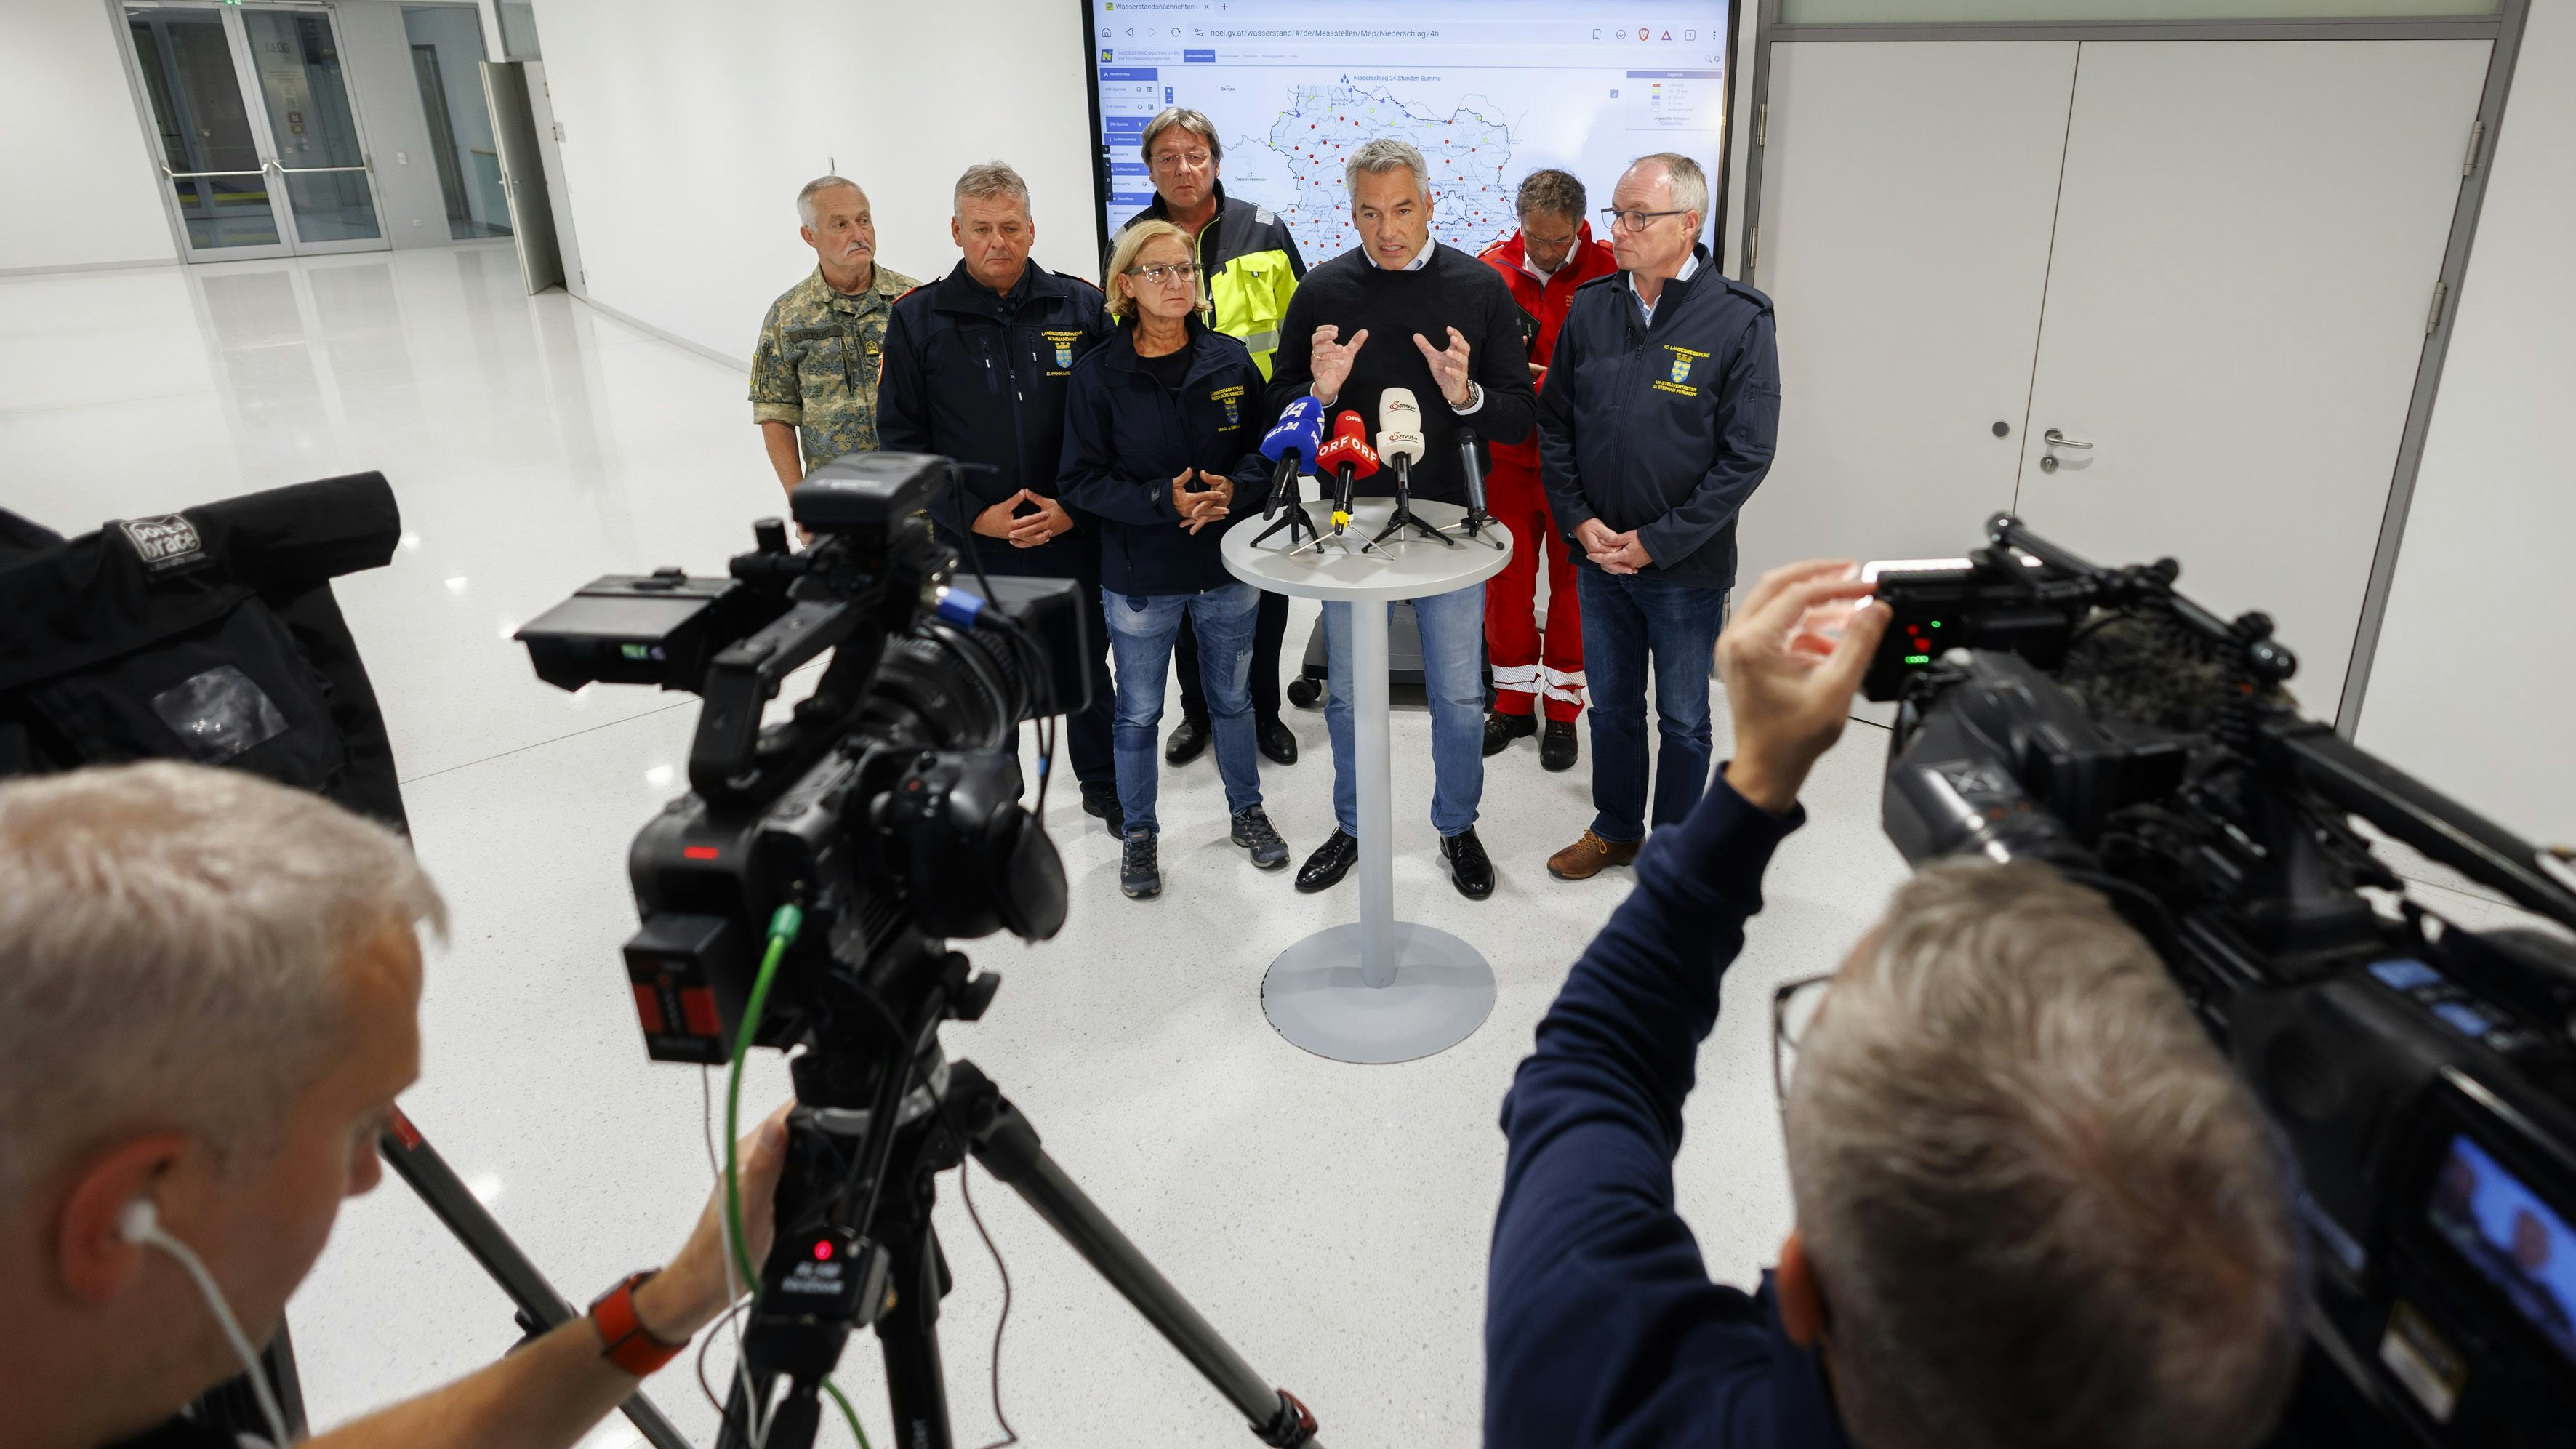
[590,1269,689,1376]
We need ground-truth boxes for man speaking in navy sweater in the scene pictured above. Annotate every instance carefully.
[1487,561,2308,1449]
[1267,137,1538,904]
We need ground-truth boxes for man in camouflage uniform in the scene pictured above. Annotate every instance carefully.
[751,175,919,497]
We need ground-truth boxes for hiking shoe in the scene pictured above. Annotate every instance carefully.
[1232,805,1290,870]
[1119,830,1161,899]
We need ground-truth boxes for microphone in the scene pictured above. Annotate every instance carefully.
[1456,428,1490,521]
[1314,409,1380,533]
[1259,396,1325,520]
[1375,388,1425,495]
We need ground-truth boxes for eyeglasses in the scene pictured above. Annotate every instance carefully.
[1125,261,1199,284]
[1150,149,1214,172]
[1770,974,1833,1111]
[1601,206,1690,233]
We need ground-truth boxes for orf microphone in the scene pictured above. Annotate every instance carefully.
[1375,388,1425,494]
[1259,396,1325,520]
[1314,409,1379,534]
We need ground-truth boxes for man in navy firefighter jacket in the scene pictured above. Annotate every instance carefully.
[878,160,1122,833]
[1536,153,1778,885]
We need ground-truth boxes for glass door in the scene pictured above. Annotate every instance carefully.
[240,7,387,252]
[121,3,390,260]
[125,5,289,258]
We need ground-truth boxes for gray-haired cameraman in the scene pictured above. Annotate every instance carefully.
[1485,561,2307,1448]
[0,763,789,1449]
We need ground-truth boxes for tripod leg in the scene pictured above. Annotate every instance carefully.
[378,1113,695,1449]
[876,1217,958,1449]
[944,1062,1322,1448]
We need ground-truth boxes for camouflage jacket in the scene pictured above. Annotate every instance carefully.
[749,263,920,473]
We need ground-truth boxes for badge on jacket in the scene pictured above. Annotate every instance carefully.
[1211,383,1245,427]
[1655,342,1712,398]
[1042,329,1083,375]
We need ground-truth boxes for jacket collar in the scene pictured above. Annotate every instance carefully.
[931,259,1064,318]
[1626,243,1714,318]
[1487,219,1605,281]
[1140,180,1231,235]
[1099,313,1229,385]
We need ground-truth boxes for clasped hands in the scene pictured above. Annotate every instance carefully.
[1574,518,1651,574]
[1171,467,1235,534]
[971,489,1075,549]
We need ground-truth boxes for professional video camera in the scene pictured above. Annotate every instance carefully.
[1861,515,2576,1449]
[515,453,1321,1449]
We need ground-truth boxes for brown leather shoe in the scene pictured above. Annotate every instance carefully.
[1548,830,1640,880]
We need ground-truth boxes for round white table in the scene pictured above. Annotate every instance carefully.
[1221,494,1514,1064]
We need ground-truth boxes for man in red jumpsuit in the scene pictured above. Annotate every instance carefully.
[1478,170,1621,771]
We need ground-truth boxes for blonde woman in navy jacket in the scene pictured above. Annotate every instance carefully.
[1058,220,1290,899]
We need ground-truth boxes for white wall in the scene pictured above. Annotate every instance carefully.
[529,0,1097,366]
[0,0,177,273]
[2356,1,2576,849]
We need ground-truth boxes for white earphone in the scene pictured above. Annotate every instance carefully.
[121,1197,294,1448]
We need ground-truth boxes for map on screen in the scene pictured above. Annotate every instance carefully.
[1084,0,1736,265]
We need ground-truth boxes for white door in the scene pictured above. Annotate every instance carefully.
[1741,41,2080,590]
[2014,40,2489,715]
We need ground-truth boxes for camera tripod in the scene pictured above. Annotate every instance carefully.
[695,911,1319,1449]
[714,1034,1322,1449]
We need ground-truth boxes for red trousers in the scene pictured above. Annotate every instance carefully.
[1482,456,1585,722]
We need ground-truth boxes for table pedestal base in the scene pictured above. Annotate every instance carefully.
[1261,922,1497,1065]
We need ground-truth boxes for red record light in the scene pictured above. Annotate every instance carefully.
[683,846,720,861]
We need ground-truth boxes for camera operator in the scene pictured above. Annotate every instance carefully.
[1486,561,2306,1449]
[0,762,788,1449]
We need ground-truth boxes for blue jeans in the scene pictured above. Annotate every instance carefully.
[1577,565,1727,844]
[1323,584,1485,838]
[1102,583,1261,835]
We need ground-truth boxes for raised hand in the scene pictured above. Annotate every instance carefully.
[1714,561,1890,813]
[1309,324,1369,404]
[1413,326,1474,408]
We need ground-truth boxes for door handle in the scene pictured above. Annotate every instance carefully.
[2042,428,2093,449]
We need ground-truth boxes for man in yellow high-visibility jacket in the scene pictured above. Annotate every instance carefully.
[1118,105,1307,767]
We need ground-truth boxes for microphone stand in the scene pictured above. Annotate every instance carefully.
[1441,428,1506,550]
[1251,458,1318,550]
[1371,454,1454,548]
[1289,465,1385,558]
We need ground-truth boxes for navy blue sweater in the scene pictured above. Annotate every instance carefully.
[1055,319,1267,596]
[1488,775,1854,1449]
[1536,246,1780,590]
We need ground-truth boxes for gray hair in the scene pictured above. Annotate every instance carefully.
[1784,862,2303,1449]
[0,763,446,1208]
[1140,106,1222,167]
[796,174,865,231]
[1628,152,1709,222]
[1344,137,1429,201]
[953,160,1031,220]
[1515,168,1586,222]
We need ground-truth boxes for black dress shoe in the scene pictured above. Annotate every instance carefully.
[1257,715,1299,766]
[1482,710,1536,757]
[1441,827,1496,900]
[1296,828,1358,894]
[1540,719,1579,773]
[1164,716,1211,766]
[1081,787,1126,839]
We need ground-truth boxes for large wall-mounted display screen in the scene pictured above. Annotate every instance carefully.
[1083,1,1738,262]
